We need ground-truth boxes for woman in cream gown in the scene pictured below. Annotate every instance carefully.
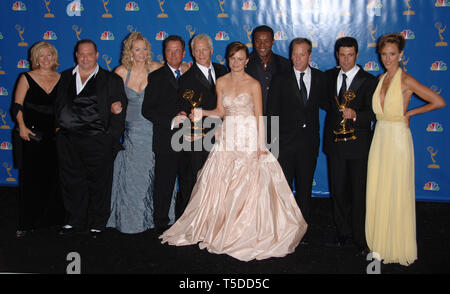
[160,42,307,261]
[365,33,445,266]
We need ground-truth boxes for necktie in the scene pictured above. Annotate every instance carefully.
[175,69,181,81]
[299,72,308,105]
[207,68,214,86]
[339,73,347,104]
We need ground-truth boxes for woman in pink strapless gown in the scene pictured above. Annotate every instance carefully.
[160,42,307,261]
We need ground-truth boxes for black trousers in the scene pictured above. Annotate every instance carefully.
[327,155,368,248]
[278,149,318,224]
[153,151,188,228]
[56,132,114,230]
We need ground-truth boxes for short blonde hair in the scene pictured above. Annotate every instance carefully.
[121,32,153,70]
[30,41,59,70]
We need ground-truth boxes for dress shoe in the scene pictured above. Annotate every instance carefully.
[16,230,27,238]
[58,226,75,236]
[89,229,103,239]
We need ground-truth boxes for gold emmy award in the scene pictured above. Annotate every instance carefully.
[333,90,357,142]
[102,54,112,71]
[101,0,112,18]
[127,25,137,33]
[157,0,168,18]
[186,25,196,39]
[309,30,318,48]
[3,162,16,182]
[217,0,228,18]
[72,25,82,41]
[243,25,253,48]
[183,89,205,140]
[0,56,5,75]
[44,0,55,18]
[15,25,28,47]
[0,109,10,129]
[216,55,225,65]
[435,22,448,46]
[427,146,440,169]
[368,24,378,47]
[276,0,287,17]
[403,0,416,15]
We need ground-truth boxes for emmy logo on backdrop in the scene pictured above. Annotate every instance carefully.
[157,0,168,18]
[243,25,253,48]
[217,0,228,18]
[276,0,286,17]
[44,0,54,18]
[333,91,357,142]
[0,57,5,75]
[309,30,318,48]
[403,0,415,15]
[157,54,165,65]
[435,22,448,47]
[101,0,112,18]
[430,85,442,95]
[427,146,440,169]
[400,56,409,72]
[186,25,196,39]
[127,25,137,33]
[368,24,377,47]
[15,25,28,47]
[72,25,82,41]
[3,162,16,182]
[103,54,112,71]
[216,55,225,65]
[0,109,10,129]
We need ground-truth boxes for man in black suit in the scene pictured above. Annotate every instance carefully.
[177,33,227,216]
[245,25,291,115]
[141,35,188,234]
[267,38,326,243]
[323,37,377,255]
[55,39,127,238]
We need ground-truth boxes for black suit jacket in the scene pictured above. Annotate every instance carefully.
[177,62,228,140]
[246,52,291,114]
[142,65,181,155]
[267,67,326,156]
[55,66,127,154]
[322,65,378,159]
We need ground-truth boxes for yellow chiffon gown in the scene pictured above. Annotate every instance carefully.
[365,68,417,266]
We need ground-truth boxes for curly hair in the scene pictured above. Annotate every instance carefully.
[30,41,59,70]
[121,32,153,70]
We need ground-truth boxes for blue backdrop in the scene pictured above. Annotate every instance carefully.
[0,0,448,201]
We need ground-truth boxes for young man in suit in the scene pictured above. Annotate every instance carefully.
[266,38,326,244]
[141,35,188,234]
[177,34,228,216]
[55,39,127,238]
[246,25,291,115]
[323,37,378,255]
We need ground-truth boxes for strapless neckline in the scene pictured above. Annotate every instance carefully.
[223,93,252,100]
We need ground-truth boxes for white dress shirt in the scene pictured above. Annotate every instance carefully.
[168,64,182,79]
[336,65,360,96]
[72,64,99,95]
[293,66,311,99]
[196,62,216,84]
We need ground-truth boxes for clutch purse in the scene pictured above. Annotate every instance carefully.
[14,128,43,142]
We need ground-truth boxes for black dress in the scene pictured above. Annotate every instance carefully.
[15,72,64,231]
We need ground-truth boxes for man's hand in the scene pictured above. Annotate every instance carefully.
[173,111,188,127]
[339,107,356,120]
[111,101,123,114]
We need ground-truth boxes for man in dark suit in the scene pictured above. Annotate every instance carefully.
[142,35,189,234]
[323,37,377,255]
[55,39,127,238]
[266,38,326,244]
[245,25,291,115]
[177,33,227,216]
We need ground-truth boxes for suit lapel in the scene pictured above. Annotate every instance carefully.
[193,63,212,90]
[164,65,178,90]
[348,66,367,93]
[289,69,303,107]
[95,67,108,126]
